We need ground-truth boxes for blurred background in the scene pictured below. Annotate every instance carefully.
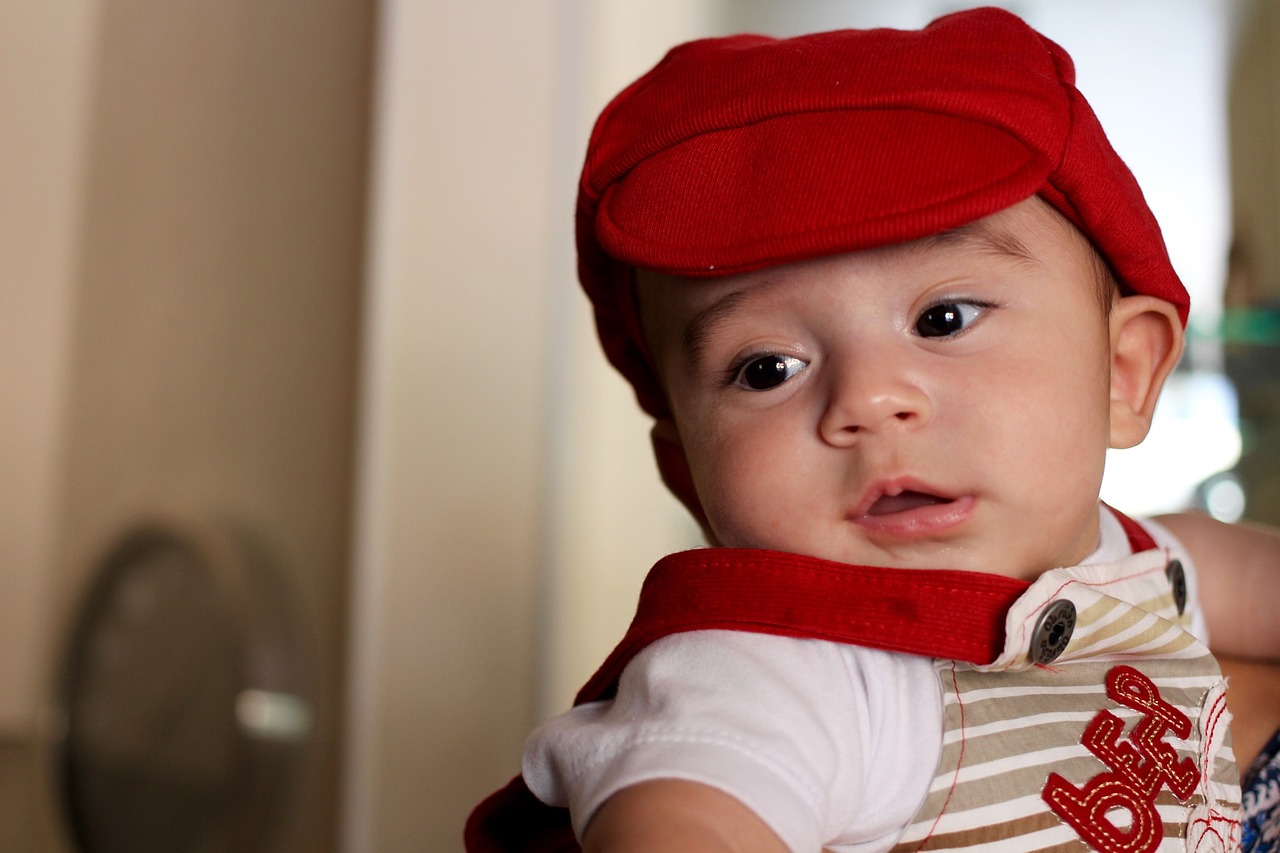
[1,0,1276,850]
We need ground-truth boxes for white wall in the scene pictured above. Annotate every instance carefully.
[344,3,559,849]
[535,1,719,720]
[2,3,370,850]
[344,2,718,848]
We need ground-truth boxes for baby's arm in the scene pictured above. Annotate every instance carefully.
[1153,511,1279,659]
[583,779,790,853]
[1153,511,1280,767]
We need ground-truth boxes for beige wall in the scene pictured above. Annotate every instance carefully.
[1,1,372,850]
[0,0,96,737]
[0,5,96,844]
[340,1,555,847]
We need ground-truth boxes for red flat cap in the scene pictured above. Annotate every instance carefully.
[576,6,1187,417]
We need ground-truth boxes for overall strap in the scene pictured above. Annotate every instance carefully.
[1107,502,1159,553]
[575,508,1162,707]
[574,548,1028,704]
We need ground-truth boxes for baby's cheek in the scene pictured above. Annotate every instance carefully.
[701,495,770,550]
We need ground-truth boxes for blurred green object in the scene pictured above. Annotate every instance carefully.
[1193,307,1280,345]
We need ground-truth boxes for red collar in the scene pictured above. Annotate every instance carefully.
[576,549,1027,703]
[575,507,1155,705]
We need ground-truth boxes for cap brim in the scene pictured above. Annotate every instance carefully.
[595,109,1052,276]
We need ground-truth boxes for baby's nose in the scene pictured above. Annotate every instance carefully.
[817,363,931,445]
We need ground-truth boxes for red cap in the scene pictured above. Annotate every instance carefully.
[577,7,1188,419]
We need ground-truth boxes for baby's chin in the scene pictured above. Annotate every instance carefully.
[704,534,964,571]
[706,534,1089,580]
[706,506,1103,578]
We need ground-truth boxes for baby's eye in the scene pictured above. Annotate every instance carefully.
[914,301,988,338]
[732,354,807,391]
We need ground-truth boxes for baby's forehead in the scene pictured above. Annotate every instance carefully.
[928,204,1061,262]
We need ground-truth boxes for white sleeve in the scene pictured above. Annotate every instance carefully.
[521,629,871,853]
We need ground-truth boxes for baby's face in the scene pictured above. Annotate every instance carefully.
[639,197,1119,579]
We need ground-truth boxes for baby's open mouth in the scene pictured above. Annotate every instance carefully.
[866,490,954,516]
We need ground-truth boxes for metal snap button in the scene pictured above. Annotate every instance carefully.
[1030,599,1076,664]
[1166,559,1187,615]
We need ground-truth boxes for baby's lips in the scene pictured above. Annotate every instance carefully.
[866,490,954,517]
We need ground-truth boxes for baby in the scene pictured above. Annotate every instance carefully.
[468,8,1280,852]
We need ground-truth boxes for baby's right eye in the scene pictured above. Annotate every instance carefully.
[731,354,807,391]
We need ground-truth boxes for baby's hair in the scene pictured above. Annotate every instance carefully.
[1023,196,1121,318]
[1051,207,1122,317]
[1089,247,1122,317]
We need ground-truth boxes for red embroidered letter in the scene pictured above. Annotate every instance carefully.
[1041,665,1201,853]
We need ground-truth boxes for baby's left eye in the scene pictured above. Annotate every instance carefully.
[914,301,988,338]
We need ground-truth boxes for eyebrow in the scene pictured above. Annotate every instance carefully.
[679,274,795,369]
[922,219,1041,268]
[681,286,753,369]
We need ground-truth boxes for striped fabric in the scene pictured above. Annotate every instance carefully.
[892,548,1241,852]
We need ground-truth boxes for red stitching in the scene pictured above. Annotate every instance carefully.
[912,663,966,852]
[1196,688,1230,811]
[1187,810,1238,852]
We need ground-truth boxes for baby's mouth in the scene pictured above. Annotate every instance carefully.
[865,490,954,516]
[854,484,974,537]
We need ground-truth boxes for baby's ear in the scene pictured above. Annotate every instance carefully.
[650,418,709,530]
[1108,295,1184,449]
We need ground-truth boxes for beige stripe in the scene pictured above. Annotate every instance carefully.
[924,754,1123,802]
[924,746,1208,806]
[1062,587,1181,647]
[1072,591,1120,627]
[896,792,1201,851]
[1214,753,1239,774]
[943,710,1110,743]
[943,673,1221,706]
[944,662,1215,721]
[1115,630,1201,659]
[943,690,1174,727]
[1135,590,1179,620]
[1065,612,1175,657]
[942,690,1211,741]
[888,810,1069,851]
[1092,616,1191,650]
[937,713,1212,769]
[891,817,1193,852]
[899,791,1204,837]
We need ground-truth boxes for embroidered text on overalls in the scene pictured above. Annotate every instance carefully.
[1042,665,1201,852]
